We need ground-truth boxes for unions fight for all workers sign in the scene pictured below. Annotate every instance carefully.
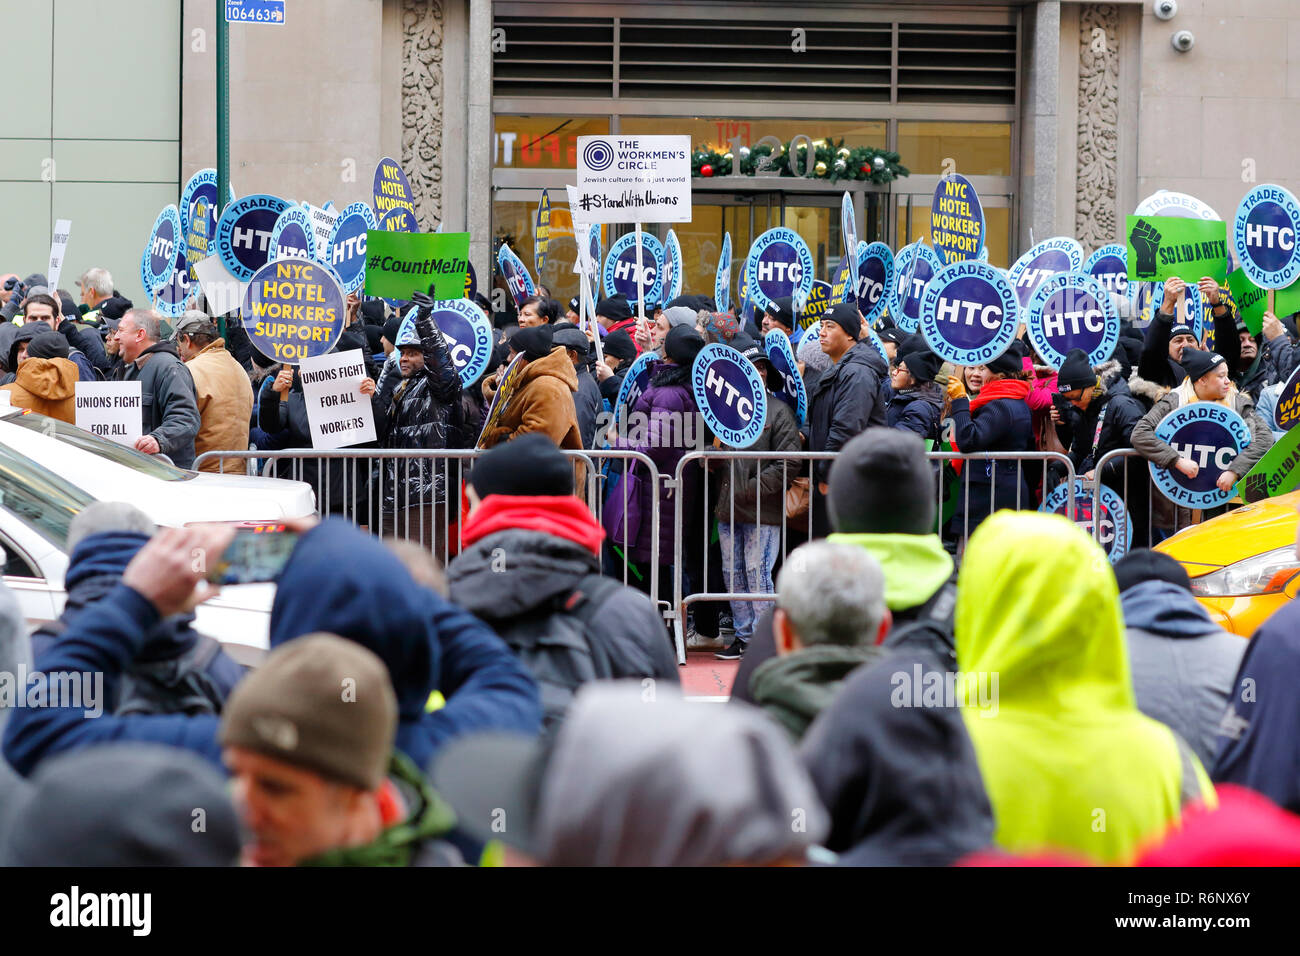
[75,382,143,446]
[575,135,691,224]
[298,349,376,450]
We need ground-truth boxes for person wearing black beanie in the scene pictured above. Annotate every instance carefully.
[381,317,402,356]
[877,326,909,364]
[509,324,555,361]
[805,301,890,538]
[467,432,575,500]
[0,331,78,422]
[888,350,944,443]
[762,296,797,337]
[479,313,582,456]
[663,324,704,366]
[597,328,637,404]
[1132,342,1273,529]
[729,428,959,704]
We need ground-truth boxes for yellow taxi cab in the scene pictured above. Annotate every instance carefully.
[1155,491,1300,637]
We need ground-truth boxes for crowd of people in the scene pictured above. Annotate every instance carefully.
[0,257,1298,868]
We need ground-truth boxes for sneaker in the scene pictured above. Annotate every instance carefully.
[714,640,746,661]
[687,628,726,650]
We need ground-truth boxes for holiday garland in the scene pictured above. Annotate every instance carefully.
[691,137,908,183]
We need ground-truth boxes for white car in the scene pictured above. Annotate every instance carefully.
[0,413,317,664]
[0,408,315,524]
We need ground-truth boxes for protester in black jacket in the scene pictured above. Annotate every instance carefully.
[375,293,463,551]
[448,436,677,732]
[596,328,637,407]
[1138,277,1239,390]
[806,303,889,538]
[887,349,944,444]
[116,310,201,469]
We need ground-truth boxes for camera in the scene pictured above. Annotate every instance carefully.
[1154,0,1177,20]
[1171,30,1195,53]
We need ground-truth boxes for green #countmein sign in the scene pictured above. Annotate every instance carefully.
[1226,268,1269,335]
[1126,215,1228,284]
[1237,423,1300,503]
[364,230,470,300]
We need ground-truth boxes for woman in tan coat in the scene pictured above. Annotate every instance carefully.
[0,331,78,423]
[479,325,582,451]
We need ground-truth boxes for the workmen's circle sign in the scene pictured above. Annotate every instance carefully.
[1233,184,1300,288]
[856,241,895,326]
[146,205,183,291]
[1026,272,1118,369]
[498,242,537,308]
[396,299,493,386]
[269,206,316,263]
[930,173,985,265]
[1007,236,1084,310]
[1085,244,1130,299]
[920,260,1019,366]
[1149,404,1250,509]
[714,232,732,313]
[661,229,683,303]
[242,257,346,365]
[1041,479,1131,563]
[602,231,663,305]
[764,328,807,425]
[692,344,767,448]
[744,228,814,316]
[216,193,291,282]
[888,242,943,333]
[327,202,378,294]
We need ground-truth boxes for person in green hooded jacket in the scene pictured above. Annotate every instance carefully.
[749,541,889,740]
[730,428,957,704]
[220,633,462,867]
[955,511,1213,865]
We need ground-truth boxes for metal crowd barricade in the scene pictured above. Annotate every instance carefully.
[1088,448,1202,551]
[669,449,1077,667]
[195,447,661,598]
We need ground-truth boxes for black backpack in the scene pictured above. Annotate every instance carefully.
[881,579,958,666]
[488,573,624,733]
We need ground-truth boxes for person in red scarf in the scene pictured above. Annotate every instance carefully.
[944,347,1035,542]
[446,434,679,732]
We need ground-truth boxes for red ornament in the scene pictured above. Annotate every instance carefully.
[700,164,714,177]
[860,165,870,174]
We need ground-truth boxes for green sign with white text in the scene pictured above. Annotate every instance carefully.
[1126,215,1228,284]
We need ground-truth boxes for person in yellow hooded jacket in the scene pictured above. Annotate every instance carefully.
[955,510,1214,865]
[0,331,78,423]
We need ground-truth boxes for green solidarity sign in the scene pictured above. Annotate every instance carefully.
[1226,268,1269,335]
[1237,423,1300,502]
[363,230,470,300]
[1126,215,1228,284]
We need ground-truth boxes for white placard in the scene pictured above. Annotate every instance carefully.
[575,135,691,224]
[302,202,339,265]
[298,349,376,449]
[193,253,248,316]
[47,219,72,291]
[74,381,143,445]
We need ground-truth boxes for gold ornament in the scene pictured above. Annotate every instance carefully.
[815,161,828,176]
[724,152,733,161]
[836,147,851,159]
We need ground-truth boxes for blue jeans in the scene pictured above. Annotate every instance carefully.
[718,522,780,646]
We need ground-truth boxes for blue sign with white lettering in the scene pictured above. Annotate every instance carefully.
[139,245,153,300]
[1026,272,1119,369]
[155,235,194,318]
[614,351,657,423]
[715,232,732,313]
[146,205,182,291]
[856,241,894,325]
[1149,404,1250,509]
[692,343,767,449]
[889,242,943,333]
[215,193,290,281]
[931,174,985,265]
[498,242,537,308]
[744,227,814,315]
[225,0,284,25]
[661,229,683,302]
[1174,281,1205,344]
[326,202,378,294]
[920,260,1019,367]
[1007,236,1084,310]
[1041,479,1130,563]
[602,232,663,306]
[840,191,857,264]
[764,329,807,425]
[1233,184,1300,288]
[395,299,493,386]
[180,168,235,256]
[269,207,316,263]
[1085,244,1129,300]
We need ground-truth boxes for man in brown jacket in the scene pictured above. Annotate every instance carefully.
[173,311,254,473]
[479,325,582,451]
[0,332,77,422]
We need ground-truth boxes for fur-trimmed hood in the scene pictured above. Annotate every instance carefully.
[1128,368,1171,404]
[1097,359,1123,390]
